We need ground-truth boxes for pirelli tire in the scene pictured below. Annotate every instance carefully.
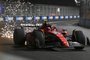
[87,37,90,45]
[72,30,86,45]
[13,28,25,46]
[26,33,36,48]
[34,30,45,48]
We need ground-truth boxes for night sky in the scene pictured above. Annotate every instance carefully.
[1,0,77,6]
[25,0,77,6]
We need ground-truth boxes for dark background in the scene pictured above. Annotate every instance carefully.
[1,0,77,6]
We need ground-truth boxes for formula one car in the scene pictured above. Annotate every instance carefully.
[13,23,85,50]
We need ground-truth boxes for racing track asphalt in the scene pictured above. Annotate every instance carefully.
[0,25,90,60]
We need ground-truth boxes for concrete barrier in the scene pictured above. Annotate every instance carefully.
[79,19,90,28]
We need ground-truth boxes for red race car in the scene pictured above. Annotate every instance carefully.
[13,23,85,50]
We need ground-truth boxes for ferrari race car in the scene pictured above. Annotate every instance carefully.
[13,23,86,50]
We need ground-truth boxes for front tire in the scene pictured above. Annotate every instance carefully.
[34,30,45,48]
[72,30,85,45]
[87,37,90,45]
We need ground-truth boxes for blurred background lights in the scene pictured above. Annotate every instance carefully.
[70,16,73,18]
[77,15,80,18]
[26,16,32,20]
[57,8,60,12]
[65,16,69,19]
[60,16,64,19]
[16,16,23,21]
[55,16,59,19]
[35,16,40,20]
[42,16,47,20]
[74,16,77,18]
[48,16,53,20]
[0,17,3,21]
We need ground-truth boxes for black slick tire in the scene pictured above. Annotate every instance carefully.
[13,28,25,46]
[34,30,45,48]
[72,30,85,45]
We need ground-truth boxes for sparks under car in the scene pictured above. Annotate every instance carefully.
[13,23,86,50]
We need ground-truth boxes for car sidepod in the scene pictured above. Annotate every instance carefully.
[48,31,69,48]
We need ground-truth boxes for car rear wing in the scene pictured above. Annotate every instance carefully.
[20,23,42,27]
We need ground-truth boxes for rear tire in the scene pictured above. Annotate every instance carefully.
[13,28,25,46]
